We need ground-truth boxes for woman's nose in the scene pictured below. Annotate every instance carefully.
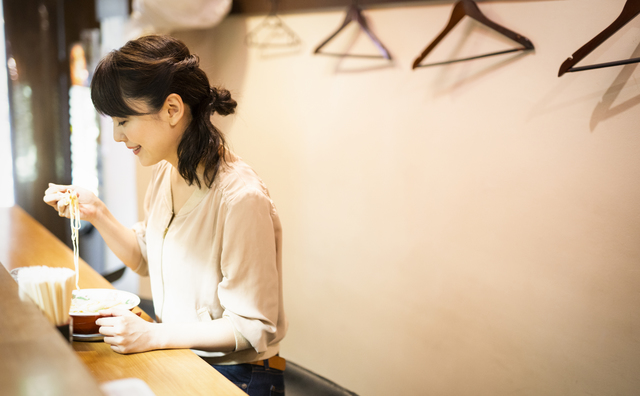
[113,126,126,143]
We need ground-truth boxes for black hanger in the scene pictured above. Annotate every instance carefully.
[245,0,301,48]
[314,1,391,60]
[558,0,640,77]
[412,0,534,69]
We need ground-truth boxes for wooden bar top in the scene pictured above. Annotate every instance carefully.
[0,261,104,395]
[0,205,246,396]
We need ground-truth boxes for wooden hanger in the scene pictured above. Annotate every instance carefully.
[314,1,391,60]
[245,0,301,48]
[558,0,640,77]
[412,0,534,69]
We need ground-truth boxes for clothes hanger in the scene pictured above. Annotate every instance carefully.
[314,0,392,60]
[412,0,534,69]
[558,0,640,77]
[245,0,301,48]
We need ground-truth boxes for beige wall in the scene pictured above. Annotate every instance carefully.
[139,1,640,394]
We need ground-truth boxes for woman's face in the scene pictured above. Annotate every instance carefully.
[111,100,183,168]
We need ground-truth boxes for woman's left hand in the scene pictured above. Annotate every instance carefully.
[97,308,156,354]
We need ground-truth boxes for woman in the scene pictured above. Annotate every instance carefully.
[43,35,287,395]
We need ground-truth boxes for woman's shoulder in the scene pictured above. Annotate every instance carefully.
[216,154,271,204]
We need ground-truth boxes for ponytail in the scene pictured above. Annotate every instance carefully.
[178,86,237,188]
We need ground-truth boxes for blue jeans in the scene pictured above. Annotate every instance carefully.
[213,363,285,396]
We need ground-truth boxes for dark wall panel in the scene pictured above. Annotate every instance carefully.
[4,0,98,245]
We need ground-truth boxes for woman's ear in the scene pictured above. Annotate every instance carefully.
[163,93,185,127]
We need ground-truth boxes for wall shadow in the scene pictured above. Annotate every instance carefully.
[589,41,640,132]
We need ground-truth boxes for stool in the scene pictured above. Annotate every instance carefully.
[284,360,358,396]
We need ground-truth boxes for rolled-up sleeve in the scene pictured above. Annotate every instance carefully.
[218,188,280,353]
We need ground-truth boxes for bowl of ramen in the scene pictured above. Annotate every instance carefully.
[70,288,141,334]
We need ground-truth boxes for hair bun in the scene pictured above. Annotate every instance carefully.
[210,87,237,116]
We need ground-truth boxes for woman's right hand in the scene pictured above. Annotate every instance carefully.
[43,183,102,224]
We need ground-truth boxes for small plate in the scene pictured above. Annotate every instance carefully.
[73,333,104,342]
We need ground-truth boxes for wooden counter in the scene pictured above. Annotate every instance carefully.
[0,206,245,396]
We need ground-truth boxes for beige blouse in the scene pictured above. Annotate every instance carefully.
[131,156,287,364]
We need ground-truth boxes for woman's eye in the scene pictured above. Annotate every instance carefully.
[118,120,127,127]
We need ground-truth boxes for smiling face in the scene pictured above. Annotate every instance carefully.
[111,95,189,168]
[112,113,177,167]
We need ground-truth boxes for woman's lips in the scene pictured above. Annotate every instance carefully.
[127,145,141,155]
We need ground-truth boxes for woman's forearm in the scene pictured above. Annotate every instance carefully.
[98,309,238,354]
[153,318,237,352]
[91,200,143,271]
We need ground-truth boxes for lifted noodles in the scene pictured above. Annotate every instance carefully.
[61,190,81,289]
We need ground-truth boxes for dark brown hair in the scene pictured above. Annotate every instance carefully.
[90,34,237,188]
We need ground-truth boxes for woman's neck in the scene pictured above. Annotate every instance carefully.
[169,166,203,214]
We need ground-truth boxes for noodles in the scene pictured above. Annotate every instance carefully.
[70,293,132,314]
[15,266,75,326]
[61,190,81,289]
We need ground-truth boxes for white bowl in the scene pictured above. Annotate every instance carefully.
[71,288,140,334]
